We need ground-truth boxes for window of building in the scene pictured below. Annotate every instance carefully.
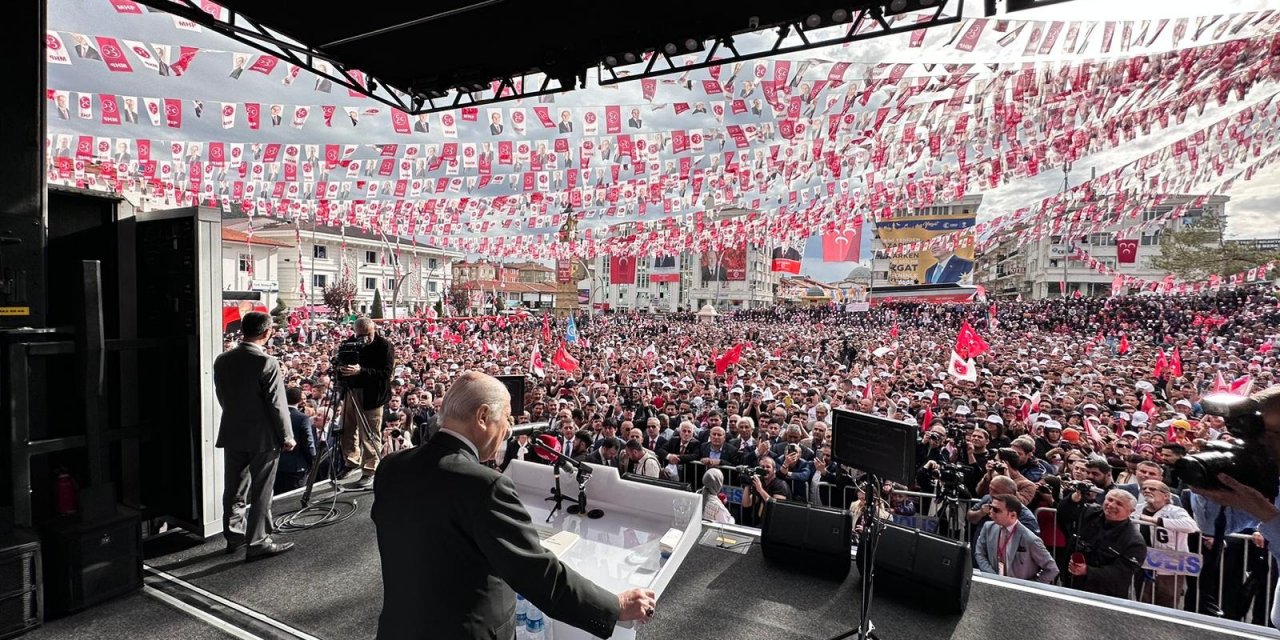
[312,274,327,288]
[386,278,397,291]
[1141,231,1161,246]
[237,253,253,273]
[313,245,328,259]
[428,281,438,293]
[428,257,438,270]
[1088,233,1113,246]
[364,277,377,290]
[365,250,377,264]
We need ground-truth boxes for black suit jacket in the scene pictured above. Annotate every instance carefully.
[342,335,395,410]
[500,438,545,471]
[373,432,618,639]
[699,442,738,466]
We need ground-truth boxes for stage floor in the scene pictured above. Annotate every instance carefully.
[28,486,1280,640]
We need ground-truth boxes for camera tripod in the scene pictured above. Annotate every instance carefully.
[933,484,970,543]
[275,383,362,533]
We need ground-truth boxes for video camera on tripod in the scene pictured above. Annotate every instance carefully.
[332,337,363,369]
[731,465,768,483]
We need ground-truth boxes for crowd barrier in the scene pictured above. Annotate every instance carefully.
[662,461,1276,628]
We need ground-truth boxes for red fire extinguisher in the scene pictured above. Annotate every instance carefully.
[53,468,78,516]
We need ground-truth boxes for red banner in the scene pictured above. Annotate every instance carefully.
[1116,239,1138,264]
[605,105,621,135]
[609,255,636,284]
[95,37,133,73]
[822,226,863,262]
[99,94,121,125]
[249,55,278,75]
[163,98,182,128]
[390,109,410,134]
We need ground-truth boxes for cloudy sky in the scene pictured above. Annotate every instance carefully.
[46,0,1280,282]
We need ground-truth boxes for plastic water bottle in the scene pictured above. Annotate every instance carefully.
[514,594,529,640]
[526,606,545,640]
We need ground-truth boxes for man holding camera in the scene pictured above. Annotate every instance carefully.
[741,456,790,527]
[337,318,395,489]
[1057,487,1147,599]
[1185,386,1280,625]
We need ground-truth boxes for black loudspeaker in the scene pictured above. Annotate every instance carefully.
[859,521,972,614]
[0,528,41,639]
[760,499,852,579]
[40,508,141,618]
[496,375,526,414]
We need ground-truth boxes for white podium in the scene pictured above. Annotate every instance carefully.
[504,461,702,640]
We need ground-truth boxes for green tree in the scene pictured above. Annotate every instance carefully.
[269,299,289,329]
[371,288,385,319]
[493,292,505,312]
[321,275,357,315]
[434,299,444,317]
[448,282,472,315]
[1149,209,1280,282]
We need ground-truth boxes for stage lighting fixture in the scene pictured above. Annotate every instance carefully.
[889,0,909,12]
[664,42,679,55]
[604,55,618,67]
[623,52,638,63]
[805,14,823,28]
[684,38,700,50]
[832,8,850,22]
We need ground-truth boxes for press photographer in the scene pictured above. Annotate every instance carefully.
[336,318,395,489]
[1174,387,1280,626]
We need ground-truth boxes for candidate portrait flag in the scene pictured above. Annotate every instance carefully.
[650,255,680,282]
[1116,239,1138,264]
[770,246,802,274]
[609,255,637,285]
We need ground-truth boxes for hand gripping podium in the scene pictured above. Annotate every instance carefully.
[504,460,702,640]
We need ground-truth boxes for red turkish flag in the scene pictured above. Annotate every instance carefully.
[609,255,636,284]
[1116,239,1138,264]
[714,343,744,375]
[955,321,990,359]
[552,343,578,372]
[822,225,862,262]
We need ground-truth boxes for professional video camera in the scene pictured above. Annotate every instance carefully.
[1174,393,1278,498]
[1065,480,1101,495]
[732,465,768,482]
[937,462,967,486]
[332,337,363,368]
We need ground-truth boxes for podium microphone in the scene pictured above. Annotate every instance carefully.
[507,421,552,439]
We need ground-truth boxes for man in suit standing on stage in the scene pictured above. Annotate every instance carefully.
[373,371,656,639]
[274,387,316,495]
[213,311,296,561]
[974,494,1058,583]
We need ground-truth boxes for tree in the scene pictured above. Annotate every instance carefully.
[269,299,289,329]
[321,275,357,315]
[1150,209,1280,281]
[493,292,506,312]
[371,288,385,319]
[434,299,444,318]
[448,282,472,315]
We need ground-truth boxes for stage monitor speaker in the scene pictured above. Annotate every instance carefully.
[760,499,852,579]
[0,528,41,638]
[496,375,526,415]
[40,507,140,618]
[859,521,971,614]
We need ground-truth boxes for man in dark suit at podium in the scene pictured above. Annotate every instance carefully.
[372,371,656,640]
[213,312,296,561]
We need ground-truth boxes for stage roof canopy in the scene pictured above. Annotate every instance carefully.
[138,0,961,112]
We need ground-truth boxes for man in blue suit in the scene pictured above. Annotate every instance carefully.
[274,386,316,495]
[923,250,976,284]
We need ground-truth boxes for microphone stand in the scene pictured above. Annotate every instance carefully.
[530,438,605,521]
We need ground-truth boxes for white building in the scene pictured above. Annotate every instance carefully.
[233,221,463,316]
[975,194,1230,299]
[220,227,293,310]
[584,245,780,312]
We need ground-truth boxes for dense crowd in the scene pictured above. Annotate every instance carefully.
[244,286,1280,623]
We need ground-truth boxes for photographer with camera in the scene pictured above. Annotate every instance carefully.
[1057,485,1147,598]
[1181,387,1280,625]
[336,318,395,489]
[740,456,789,527]
[976,448,1038,507]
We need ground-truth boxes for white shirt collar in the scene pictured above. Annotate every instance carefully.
[439,428,480,459]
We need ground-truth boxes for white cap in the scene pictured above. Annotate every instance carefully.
[955,405,971,415]
[986,414,1004,425]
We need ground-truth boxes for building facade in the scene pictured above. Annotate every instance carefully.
[870,195,984,286]
[584,245,781,312]
[975,194,1230,299]
[220,227,293,310]
[238,222,462,316]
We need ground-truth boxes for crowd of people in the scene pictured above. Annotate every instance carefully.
[241,285,1280,624]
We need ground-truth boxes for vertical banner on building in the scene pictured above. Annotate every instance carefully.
[876,209,978,284]
[770,246,802,274]
[609,255,637,285]
[701,246,747,281]
[1116,239,1138,264]
[650,255,680,282]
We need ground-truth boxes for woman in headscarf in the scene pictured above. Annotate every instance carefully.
[701,469,735,524]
